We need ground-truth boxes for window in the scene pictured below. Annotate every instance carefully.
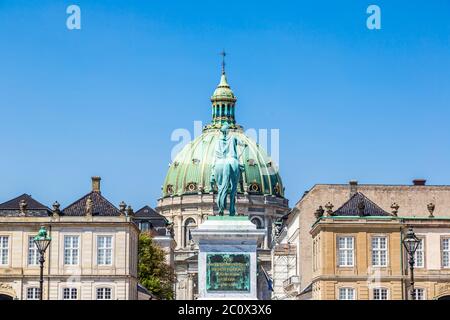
[414,238,424,268]
[0,236,9,265]
[184,218,197,247]
[96,287,112,300]
[28,236,39,266]
[372,236,388,267]
[140,222,150,232]
[412,288,425,300]
[97,236,113,265]
[339,288,355,300]
[27,287,40,300]
[373,288,388,300]
[442,238,450,268]
[337,236,354,267]
[64,235,79,265]
[63,288,78,300]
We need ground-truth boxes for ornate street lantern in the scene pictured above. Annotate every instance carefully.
[402,227,420,300]
[33,226,52,300]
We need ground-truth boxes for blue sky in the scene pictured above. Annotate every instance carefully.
[1,1,449,209]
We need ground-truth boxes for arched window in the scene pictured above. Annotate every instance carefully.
[184,218,197,247]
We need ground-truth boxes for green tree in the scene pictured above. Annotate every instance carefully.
[138,232,175,300]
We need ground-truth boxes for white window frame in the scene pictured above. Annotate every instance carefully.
[442,237,450,268]
[96,287,113,300]
[414,237,425,268]
[337,236,354,267]
[338,287,356,300]
[97,235,113,266]
[0,236,9,266]
[371,236,388,267]
[28,236,39,266]
[411,288,426,300]
[64,235,80,265]
[373,287,389,300]
[62,287,78,300]
[26,287,40,300]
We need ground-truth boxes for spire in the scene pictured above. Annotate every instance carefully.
[220,49,226,75]
[210,51,237,128]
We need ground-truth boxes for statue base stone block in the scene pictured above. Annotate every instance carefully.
[191,216,265,300]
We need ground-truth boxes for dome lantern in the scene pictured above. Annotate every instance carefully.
[210,51,238,128]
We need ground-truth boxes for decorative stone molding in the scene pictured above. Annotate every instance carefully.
[126,205,134,217]
[0,283,16,298]
[427,202,435,218]
[85,196,93,216]
[390,202,399,216]
[119,201,126,216]
[314,206,324,219]
[52,201,61,217]
[325,202,334,216]
[19,199,27,215]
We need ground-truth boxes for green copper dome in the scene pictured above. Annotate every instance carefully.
[161,68,285,198]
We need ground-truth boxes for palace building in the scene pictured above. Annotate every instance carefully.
[157,66,289,299]
[273,180,450,300]
[0,177,139,300]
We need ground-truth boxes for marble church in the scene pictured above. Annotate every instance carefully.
[156,65,289,299]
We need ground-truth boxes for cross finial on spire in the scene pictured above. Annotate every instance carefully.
[220,49,226,74]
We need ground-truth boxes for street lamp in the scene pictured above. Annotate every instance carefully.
[33,226,51,301]
[402,227,420,300]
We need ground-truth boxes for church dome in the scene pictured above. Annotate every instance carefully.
[161,66,285,199]
[162,128,284,198]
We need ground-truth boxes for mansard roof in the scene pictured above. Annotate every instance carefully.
[134,206,168,230]
[333,192,391,217]
[62,191,121,216]
[134,205,161,218]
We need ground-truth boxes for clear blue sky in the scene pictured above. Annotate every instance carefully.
[1,0,449,210]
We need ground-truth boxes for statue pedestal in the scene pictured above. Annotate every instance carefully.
[191,216,265,300]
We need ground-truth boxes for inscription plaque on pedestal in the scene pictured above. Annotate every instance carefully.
[192,216,265,299]
[206,253,250,292]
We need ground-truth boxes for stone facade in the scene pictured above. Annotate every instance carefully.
[0,178,139,300]
[157,193,288,300]
[274,180,450,299]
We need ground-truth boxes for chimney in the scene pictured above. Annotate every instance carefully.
[349,180,358,198]
[92,176,101,193]
[412,179,426,186]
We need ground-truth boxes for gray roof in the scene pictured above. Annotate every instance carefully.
[0,194,51,217]
[62,191,121,216]
[333,192,391,217]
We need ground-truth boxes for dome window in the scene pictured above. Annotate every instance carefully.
[192,158,200,165]
[249,182,260,193]
[247,159,256,166]
[173,161,179,168]
[186,182,197,192]
[274,182,281,196]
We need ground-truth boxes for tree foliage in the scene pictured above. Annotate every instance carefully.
[138,232,175,300]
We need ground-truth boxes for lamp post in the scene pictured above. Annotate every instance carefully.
[33,226,51,301]
[402,227,420,300]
